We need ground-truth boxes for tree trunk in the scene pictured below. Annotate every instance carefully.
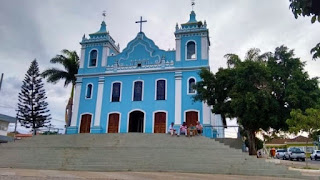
[247,130,257,155]
[65,84,75,128]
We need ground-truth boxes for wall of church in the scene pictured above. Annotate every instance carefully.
[181,71,203,124]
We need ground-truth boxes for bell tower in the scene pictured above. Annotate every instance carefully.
[174,8,210,63]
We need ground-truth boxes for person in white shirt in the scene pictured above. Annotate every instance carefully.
[168,122,176,136]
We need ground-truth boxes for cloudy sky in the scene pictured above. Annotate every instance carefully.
[0,0,319,136]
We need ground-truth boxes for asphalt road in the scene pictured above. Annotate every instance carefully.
[278,158,320,168]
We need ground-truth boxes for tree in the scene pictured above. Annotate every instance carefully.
[286,108,320,166]
[310,42,320,60]
[289,0,320,60]
[194,46,320,155]
[289,0,320,23]
[17,60,51,135]
[41,49,79,127]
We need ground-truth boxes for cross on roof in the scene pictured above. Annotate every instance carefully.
[102,10,106,21]
[135,16,147,33]
[191,0,195,11]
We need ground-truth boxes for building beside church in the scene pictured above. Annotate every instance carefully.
[67,10,225,138]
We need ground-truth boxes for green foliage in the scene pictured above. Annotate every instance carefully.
[310,43,320,60]
[287,108,320,135]
[289,0,320,23]
[41,49,79,88]
[194,46,320,155]
[17,60,51,135]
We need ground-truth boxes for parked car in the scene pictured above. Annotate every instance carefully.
[284,147,306,161]
[275,149,286,159]
[310,150,320,160]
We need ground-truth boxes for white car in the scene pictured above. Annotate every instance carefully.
[284,147,306,161]
[310,150,320,160]
[275,149,286,159]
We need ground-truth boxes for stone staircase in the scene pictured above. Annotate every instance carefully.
[215,138,243,150]
[0,134,304,178]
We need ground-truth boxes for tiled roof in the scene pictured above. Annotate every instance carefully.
[266,135,313,145]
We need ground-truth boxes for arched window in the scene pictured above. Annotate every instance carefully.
[188,78,196,94]
[133,81,143,101]
[86,84,93,98]
[112,82,121,102]
[187,41,196,59]
[156,80,166,100]
[89,50,97,67]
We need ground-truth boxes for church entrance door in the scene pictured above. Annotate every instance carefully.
[186,111,198,127]
[80,114,91,133]
[108,113,119,133]
[154,112,166,133]
[129,111,144,133]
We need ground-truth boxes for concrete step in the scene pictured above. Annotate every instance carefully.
[0,134,305,178]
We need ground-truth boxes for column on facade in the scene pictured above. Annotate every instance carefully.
[94,77,105,127]
[202,102,211,125]
[79,47,85,68]
[174,72,182,125]
[101,45,109,67]
[70,80,82,127]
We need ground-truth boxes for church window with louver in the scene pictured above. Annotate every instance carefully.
[86,84,93,99]
[188,78,196,94]
[133,81,143,101]
[89,50,98,67]
[186,41,196,59]
[112,82,121,102]
[156,80,166,100]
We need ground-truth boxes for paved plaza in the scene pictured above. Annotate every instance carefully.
[0,168,314,180]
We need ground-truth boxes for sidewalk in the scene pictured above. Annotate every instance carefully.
[0,168,313,180]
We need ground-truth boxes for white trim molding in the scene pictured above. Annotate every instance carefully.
[174,72,182,125]
[88,48,99,68]
[80,47,85,68]
[106,111,121,133]
[202,102,211,125]
[78,112,94,133]
[201,36,208,60]
[154,78,167,100]
[152,110,168,133]
[127,109,146,133]
[187,76,197,95]
[101,46,109,67]
[110,81,122,102]
[132,80,144,101]
[70,82,82,127]
[94,78,104,126]
[185,40,197,61]
[175,38,181,61]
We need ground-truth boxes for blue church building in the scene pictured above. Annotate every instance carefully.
[67,10,225,138]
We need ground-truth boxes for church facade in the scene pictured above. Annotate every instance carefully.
[67,10,225,138]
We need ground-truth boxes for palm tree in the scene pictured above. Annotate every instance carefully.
[42,49,79,127]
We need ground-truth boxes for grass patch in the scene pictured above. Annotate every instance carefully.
[292,166,320,170]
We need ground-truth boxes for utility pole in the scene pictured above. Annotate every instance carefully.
[14,110,19,142]
[0,73,3,91]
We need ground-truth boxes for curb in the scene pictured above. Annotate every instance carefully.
[288,167,320,173]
